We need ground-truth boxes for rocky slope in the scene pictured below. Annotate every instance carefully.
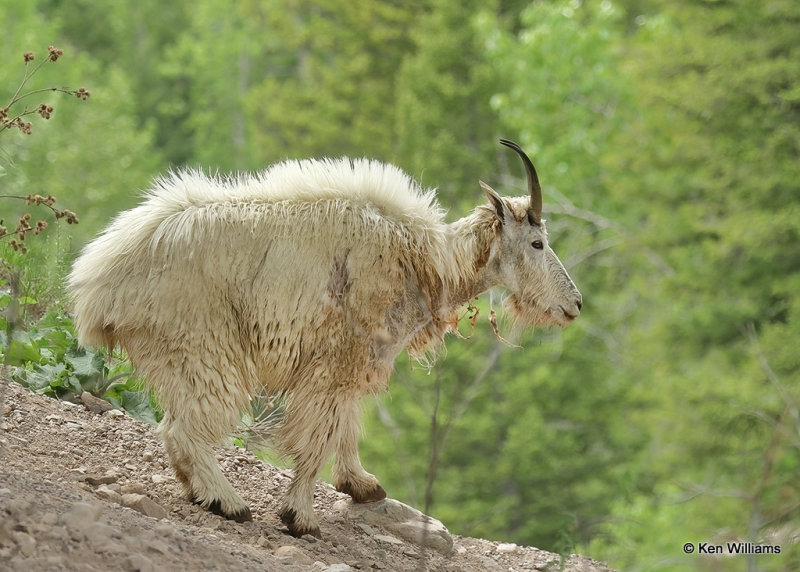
[0,380,612,571]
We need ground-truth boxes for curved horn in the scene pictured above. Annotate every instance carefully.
[499,138,542,225]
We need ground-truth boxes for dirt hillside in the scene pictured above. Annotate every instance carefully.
[0,380,613,571]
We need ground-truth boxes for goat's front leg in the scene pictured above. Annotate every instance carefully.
[332,398,386,503]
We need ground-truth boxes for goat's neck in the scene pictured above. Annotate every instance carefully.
[443,208,501,311]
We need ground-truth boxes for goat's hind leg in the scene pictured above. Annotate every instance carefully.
[160,413,251,522]
[157,368,252,522]
[332,398,386,503]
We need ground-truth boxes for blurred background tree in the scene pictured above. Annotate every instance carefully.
[2,0,798,569]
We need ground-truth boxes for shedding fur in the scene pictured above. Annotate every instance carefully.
[69,150,582,538]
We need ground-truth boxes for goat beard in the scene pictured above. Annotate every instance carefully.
[503,293,567,330]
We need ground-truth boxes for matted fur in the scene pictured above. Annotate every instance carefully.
[69,155,581,537]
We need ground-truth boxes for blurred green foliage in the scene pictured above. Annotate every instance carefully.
[1,0,798,569]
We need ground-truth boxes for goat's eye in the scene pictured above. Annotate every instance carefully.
[531,240,544,250]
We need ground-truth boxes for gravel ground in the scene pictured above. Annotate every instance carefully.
[0,379,613,571]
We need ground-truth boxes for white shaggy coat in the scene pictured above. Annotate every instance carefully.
[69,155,581,537]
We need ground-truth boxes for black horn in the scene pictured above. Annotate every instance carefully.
[499,138,542,226]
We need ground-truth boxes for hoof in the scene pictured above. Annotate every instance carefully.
[200,499,253,523]
[279,507,321,539]
[337,482,387,503]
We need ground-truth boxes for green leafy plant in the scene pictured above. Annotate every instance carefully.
[0,301,161,424]
[2,46,87,415]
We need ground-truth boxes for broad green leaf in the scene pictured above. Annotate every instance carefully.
[67,351,103,379]
[4,337,41,366]
[14,363,68,394]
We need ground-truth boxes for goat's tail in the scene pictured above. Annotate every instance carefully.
[68,242,120,351]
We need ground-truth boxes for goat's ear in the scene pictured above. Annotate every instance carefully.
[479,180,507,225]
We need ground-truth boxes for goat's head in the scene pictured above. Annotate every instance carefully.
[479,139,582,328]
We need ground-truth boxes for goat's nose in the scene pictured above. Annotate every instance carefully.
[576,300,582,312]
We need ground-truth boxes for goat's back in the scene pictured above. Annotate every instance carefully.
[68,158,451,366]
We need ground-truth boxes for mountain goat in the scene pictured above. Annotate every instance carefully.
[68,139,582,537]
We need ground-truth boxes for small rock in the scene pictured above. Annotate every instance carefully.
[105,409,125,419]
[275,545,313,565]
[153,522,178,538]
[496,542,518,554]
[355,523,375,535]
[65,422,84,430]
[142,452,154,462]
[344,499,453,553]
[332,499,349,513]
[475,556,504,571]
[121,493,168,520]
[374,534,404,545]
[146,538,171,555]
[41,556,67,569]
[323,565,354,572]
[126,553,154,572]
[95,485,122,504]
[86,522,126,553]
[80,391,114,414]
[60,502,102,536]
[150,474,171,484]
[0,488,11,496]
[84,474,118,486]
[107,467,124,478]
[43,524,68,543]
[256,535,273,549]
[121,483,146,494]
[12,531,36,556]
